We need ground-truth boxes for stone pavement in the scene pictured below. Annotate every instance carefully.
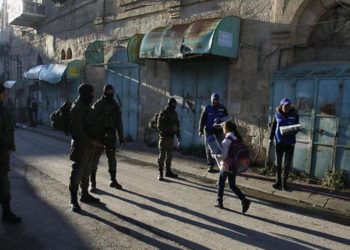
[17,124,350,219]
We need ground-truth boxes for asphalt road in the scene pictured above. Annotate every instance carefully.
[0,129,349,249]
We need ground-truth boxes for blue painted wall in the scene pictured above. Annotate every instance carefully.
[272,64,350,183]
[106,49,139,141]
[170,60,228,146]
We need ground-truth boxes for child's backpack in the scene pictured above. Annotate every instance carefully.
[148,112,160,132]
[223,136,250,174]
[50,102,72,135]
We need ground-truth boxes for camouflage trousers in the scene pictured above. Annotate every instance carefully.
[69,140,95,194]
[91,147,117,175]
[158,136,174,169]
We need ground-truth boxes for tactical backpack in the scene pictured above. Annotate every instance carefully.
[223,136,250,174]
[148,112,160,132]
[50,102,72,135]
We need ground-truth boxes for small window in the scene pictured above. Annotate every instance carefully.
[61,49,66,60]
[67,47,72,59]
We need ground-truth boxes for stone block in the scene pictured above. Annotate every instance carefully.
[325,198,350,217]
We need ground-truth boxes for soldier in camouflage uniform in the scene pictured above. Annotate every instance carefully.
[89,84,124,191]
[69,84,104,212]
[0,84,21,223]
[156,98,181,181]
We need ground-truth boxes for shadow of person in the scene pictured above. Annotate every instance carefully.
[82,204,210,250]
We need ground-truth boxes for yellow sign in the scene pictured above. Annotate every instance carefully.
[68,67,80,77]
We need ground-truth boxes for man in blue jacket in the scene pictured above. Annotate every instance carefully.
[199,93,228,172]
[269,98,299,190]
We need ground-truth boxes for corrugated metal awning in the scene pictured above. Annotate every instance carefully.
[4,80,16,88]
[40,64,67,84]
[24,65,44,80]
[24,64,67,84]
[129,16,241,62]
[85,40,104,66]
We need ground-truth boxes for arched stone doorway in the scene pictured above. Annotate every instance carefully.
[270,0,350,183]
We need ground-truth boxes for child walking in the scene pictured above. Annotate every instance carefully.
[213,120,251,213]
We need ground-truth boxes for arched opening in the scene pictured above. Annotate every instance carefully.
[294,1,350,63]
[67,47,72,59]
[61,49,66,60]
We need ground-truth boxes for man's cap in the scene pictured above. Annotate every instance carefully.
[211,93,220,102]
[168,97,177,107]
[103,84,114,93]
[280,98,291,106]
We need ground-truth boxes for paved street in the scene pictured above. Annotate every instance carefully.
[1,129,350,249]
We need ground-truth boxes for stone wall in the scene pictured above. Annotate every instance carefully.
[9,0,350,165]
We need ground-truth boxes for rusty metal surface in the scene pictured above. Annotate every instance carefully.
[183,18,221,54]
[138,16,240,59]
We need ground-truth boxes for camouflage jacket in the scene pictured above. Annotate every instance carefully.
[92,96,123,141]
[157,106,180,138]
[70,99,95,145]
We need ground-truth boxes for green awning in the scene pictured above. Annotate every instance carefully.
[85,40,104,66]
[127,34,145,64]
[66,60,85,80]
[136,16,241,60]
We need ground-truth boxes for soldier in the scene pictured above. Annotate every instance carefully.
[199,93,228,172]
[69,83,104,212]
[89,84,124,192]
[157,98,181,181]
[0,84,21,223]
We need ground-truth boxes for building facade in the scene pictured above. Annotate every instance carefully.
[4,0,350,182]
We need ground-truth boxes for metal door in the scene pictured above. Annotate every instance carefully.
[106,49,139,141]
[171,61,228,146]
[272,66,350,183]
[337,79,350,179]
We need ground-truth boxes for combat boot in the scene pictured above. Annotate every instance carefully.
[214,200,223,209]
[90,170,97,193]
[69,191,81,212]
[158,163,164,181]
[109,179,123,190]
[80,192,100,203]
[1,201,22,223]
[165,166,178,178]
[241,198,251,214]
[282,179,290,191]
[109,171,123,190]
[158,171,164,181]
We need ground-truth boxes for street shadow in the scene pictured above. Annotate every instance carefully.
[84,204,209,250]
[0,168,90,250]
[222,207,350,246]
[169,178,274,207]
[96,190,322,249]
[170,178,350,226]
